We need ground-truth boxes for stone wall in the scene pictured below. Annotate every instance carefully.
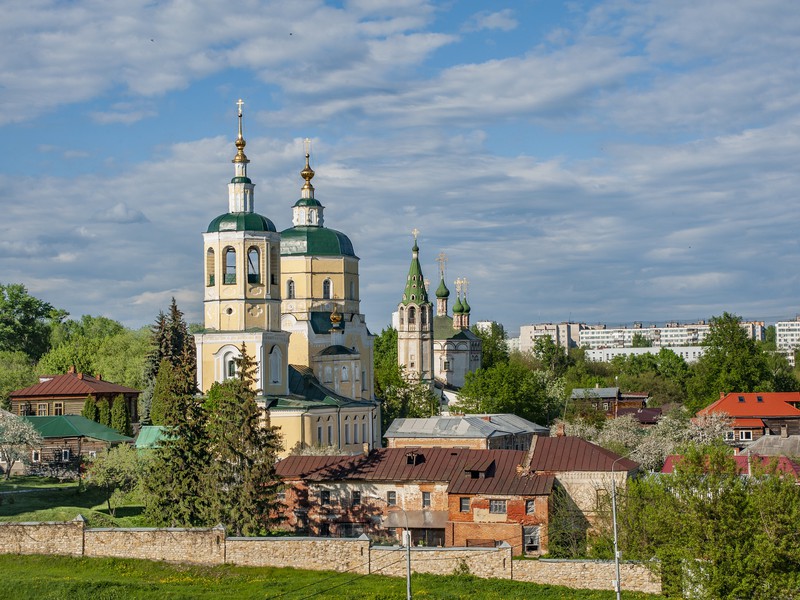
[226,536,370,573]
[0,519,660,594]
[513,558,661,595]
[84,526,225,565]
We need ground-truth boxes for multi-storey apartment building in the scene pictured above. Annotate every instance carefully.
[579,321,765,349]
[776,317,800,366]
[517,322,585,354]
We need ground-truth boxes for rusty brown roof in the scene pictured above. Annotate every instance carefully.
[527,436,638,472]
[276,448,554,497]
[11,372,140,398]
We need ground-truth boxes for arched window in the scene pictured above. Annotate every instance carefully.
[270,346,282,385]
[206,248,215,286]
[421,307,427,326]
[247,247,260,284]
[408,306,416,325]
[286,279,295,299]
[399,307,404,327]
[349,281,355,299]
[224,247,236,284]
[323,279,332,299]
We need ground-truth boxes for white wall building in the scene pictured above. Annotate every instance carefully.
[776,317,800,366]
[585,345,706,364]
[579,321,764,350]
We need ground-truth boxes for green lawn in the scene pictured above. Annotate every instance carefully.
[0,476,145,527]
[0,554,662,600]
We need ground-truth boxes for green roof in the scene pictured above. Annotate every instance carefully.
[276,365,374,408]
[433,315,480,341]
[280,226,356,257]
[23,415,133,443]
[134,425,168,449]
[400,242,429,306]
[207,212,277,233]
[452,296,464,314]
[435,278,450,299]
[293,198,323,207]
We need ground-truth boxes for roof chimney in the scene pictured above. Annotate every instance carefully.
[720,391,725,401]
[68,365,75,374]
[520,432,539,474]
[77,373,84,380]
[555,422,566,437]
[95,373,102,381]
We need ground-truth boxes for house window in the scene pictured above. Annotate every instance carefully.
[422,492,431,508]
[352,491,361,505]
[54,402,63,416]
[724,431,735,441]
[523,526,540,553]
[286,280,295,299]
[247,247,260,284]
[740,430,753,441]
[323,279,332,299]
[459,497,470,512]
[489,500,507,514]
[525,499,536,515]
[320,491,331,505]
[224,247,236,284]
[88,451,97,459]
[31,450,40,463]
[387,491,396,506]
[61,449,71,462]
[37,403,48,416]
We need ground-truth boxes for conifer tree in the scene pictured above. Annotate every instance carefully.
[205,343,282,536]
[97,397,111,427]
[81,394,98,422]
[110,394,130,436]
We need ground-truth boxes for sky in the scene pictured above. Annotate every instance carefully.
[2,0,800,337]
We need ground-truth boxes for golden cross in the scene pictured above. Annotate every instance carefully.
[237,98,244,116]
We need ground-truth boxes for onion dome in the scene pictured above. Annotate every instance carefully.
[435,277,450,299]
[452,295,464,314]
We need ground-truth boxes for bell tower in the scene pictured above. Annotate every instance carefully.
[396,230,434,383]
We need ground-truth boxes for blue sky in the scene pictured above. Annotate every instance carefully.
[2,0,800,336]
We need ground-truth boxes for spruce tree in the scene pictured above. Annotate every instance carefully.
[97,397,111,427]
[110,394,130,435]
[81,394,98,422]
[205,343,282,536]
[150,359,180,426]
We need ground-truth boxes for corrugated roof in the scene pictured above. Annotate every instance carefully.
[24,415,133,443]
[662,454,800,477]
[134,425,168,449]
[697,392,800,418]
[732,418,764,428]
[11,372,140,398]
[571,387,620,400]
[741,435,800,457]
[526,436,639,473]
[385,414,548,439]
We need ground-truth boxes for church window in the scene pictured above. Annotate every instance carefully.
[408,307,416,325]
[421,308,427,326]
[399,308,404,326]
[349,281,355,299]
[270,247,279,285]
[287,280,295,299]
[247,247,260,284]
[207,248,215,286]
[362,423,367,444]
[317,426,323,443]
[344,423,350,444]
[323,279,332,299]
[224,247,236,284]
[342,366,349,382]
[353,422,359,444]
[227,358,236,379]
[324,366,332,383]
[327,425,333,445]
[270,346,282,385]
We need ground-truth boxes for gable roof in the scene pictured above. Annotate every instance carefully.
[275,447,554,497]
[11,372,140,398]
[662,454,800,478]
[697,392,800,419]
[571,387,620,400]
[134,425,168,449]
[741,434,800,457]
[385,414,549,439]
[526,436,639,472]
[23,415,133,443]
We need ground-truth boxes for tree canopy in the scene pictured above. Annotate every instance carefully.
[0,283,64,361]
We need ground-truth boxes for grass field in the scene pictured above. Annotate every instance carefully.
[0,554,662,600]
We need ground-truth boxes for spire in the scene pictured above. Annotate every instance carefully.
[300,138,315,199]
[227,99,255,213]
[401,229,429,305]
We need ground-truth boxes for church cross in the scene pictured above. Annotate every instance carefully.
[436,252,448,279]
[237,98,244,116]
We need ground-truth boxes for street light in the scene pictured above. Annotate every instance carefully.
[365,495,411,600]
[611,453,633,600]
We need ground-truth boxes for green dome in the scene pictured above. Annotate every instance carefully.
[435,278,450,299]
[293,198,323,208]
[207,212,276,233]
[280,226,356,257]
[452,297,464,314]
[462,297,471,313]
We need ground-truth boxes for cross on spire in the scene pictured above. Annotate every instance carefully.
[412,228,419,241]
[237,98,244,116]
[436,252,448,279]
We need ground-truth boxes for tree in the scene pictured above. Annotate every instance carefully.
[86,444,149,516]
[110,394,131,436]
[0,410,42,479]
[0,283,64,361]
[204,344,283,536]
[81,395,98,422]
[686,312,797,413]
[458,360,549,424]
[470,322,509,369]
[149,359,183,427]
[97,397,112,427]
[631,332,653,347]
[0,351,37,410]
[530,335,571,377]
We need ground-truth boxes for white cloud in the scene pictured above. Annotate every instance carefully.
[463,9,518,33]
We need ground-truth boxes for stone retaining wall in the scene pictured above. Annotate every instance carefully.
[0,519,660,594]
[512,558,661,594]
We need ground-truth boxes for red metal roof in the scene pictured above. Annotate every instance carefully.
[662,454,800,478]
[11,372,140,398]
[276,438,638,496]
[732,418,764,428]
[698,392,800,419]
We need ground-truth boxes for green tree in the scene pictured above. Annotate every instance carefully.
[470,322,509,369]
[459,360,548,424]
[204,344,283,536]
[530,335,571,377]
[86,444,149,516]
[97,397,111,427]
[93,327,150,390]
[149,359,182,427]
[81,395,98,422]
[110,394,131,436]
[631,332,652,347]
[686,312,797,413]
[0,283,64,361]
[36,334,102,376]
[0,351,37,411]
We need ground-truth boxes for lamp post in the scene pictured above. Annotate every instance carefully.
[366,495,411,600]
[611,453,632,600]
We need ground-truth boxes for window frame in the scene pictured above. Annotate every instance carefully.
[459,497,470,512]
[489,499,507,514]
[422,491,431,508]
[386,491,397,506]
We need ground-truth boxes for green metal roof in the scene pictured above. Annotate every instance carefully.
[230,176,252,184]
[433,315,480,341]
[309,311,346,335]
[293,198,323,207]
[452,296,464,314]
[280,226,356,257]
[134,425,168,449]
[400,242,429,306]
[24,415,133,443]
[279,365,374,408]
[207,212,277,233]
[435,278,450,299]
